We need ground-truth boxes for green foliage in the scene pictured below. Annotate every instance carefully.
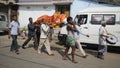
[20,26,27,31]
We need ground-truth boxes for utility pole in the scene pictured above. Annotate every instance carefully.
[8,4,11,25]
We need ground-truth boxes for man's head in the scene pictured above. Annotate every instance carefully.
[29,17,33,23]
[78,18,83,25]
[101,21,106,27]
[67,16,73,24]
[12,15,17,21]
[41,18,46,24]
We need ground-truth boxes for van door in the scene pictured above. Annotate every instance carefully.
[74,14,89,42]
[88,14,103,44]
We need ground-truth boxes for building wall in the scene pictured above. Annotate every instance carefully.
[18,5,55,27]
[18,0,120,27]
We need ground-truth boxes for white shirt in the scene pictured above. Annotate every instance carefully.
[99,26,107,45]
[74,25,82,39]
[40,23,49,38]
[9,21,20,35]
[60,25,67,34]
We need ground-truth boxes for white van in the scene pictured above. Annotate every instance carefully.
[74,7,120,47]
[0,12,8,33]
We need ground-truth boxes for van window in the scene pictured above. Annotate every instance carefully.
[104,14,115,25]
[0,15,6,21]
[74,15,88,24]
[91,14,115,25]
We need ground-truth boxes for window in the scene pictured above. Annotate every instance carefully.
[91,14,103,24]
[55,5,70,14]
[91,14,115,25]
[74,15,88,24]
[104,14,115,25]
[0,15,6,21]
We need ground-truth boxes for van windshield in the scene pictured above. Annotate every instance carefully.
[74,15,88,24]
[0,15,6,21]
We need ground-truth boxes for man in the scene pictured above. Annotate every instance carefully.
[62,17,78,63]
[74,19,89,58]
[97,21,109,59]
[37,19,54,56]
[8,15,20,55]
[34,22,41,50]
[58,23,67,45]
[48,23,54,42]
[22,17,36,49]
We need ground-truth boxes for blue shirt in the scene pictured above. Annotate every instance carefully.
[9,21,20,35]
[28,23,35,36]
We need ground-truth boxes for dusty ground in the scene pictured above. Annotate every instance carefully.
[0,34,120,68]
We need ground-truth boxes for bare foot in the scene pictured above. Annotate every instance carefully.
[15,50,20,55]
[72,60,78,64]
[37,51,41,54]
[49,54,54,56]
[62,57,67,60]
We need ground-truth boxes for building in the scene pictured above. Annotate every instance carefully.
[1,0,120,28]
[16,0,72,27]
[0,0,18,23]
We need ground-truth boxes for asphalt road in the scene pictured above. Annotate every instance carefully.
[0,34,120,68]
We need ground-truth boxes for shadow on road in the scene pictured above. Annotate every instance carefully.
[0,32,8,36]
[51,45,72,61]
[82,43,120,54]
[0,53,57,68]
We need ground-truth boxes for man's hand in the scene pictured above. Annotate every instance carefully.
[86,35,89,37]
[8,35,11,39]
[8,28,11,39]
[107,32,111,35]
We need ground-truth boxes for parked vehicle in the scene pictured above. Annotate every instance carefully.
[0,12,8,33]
[74,7,120,47]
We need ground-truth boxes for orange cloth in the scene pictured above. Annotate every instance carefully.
[36,15,51,24]
[36,13,67,27]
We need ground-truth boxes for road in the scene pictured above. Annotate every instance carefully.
[0,34,120,68]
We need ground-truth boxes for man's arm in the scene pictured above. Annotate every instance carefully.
[99,27,109,37]
[42,24,49,33]
[18,28,20,35]
[8,22,11,39]
[76,25,89,37]
[8,28,11,39]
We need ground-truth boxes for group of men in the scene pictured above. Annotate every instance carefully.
[8,15,54,56]
[8,15,109,63]
[61,17,109,63]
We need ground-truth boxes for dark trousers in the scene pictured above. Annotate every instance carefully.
[11,35,19,51]
[98,45,107,54]
[22,35,36,47]
[58,34,67,45]
[48,33,52,42]
[34,32,41,49]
